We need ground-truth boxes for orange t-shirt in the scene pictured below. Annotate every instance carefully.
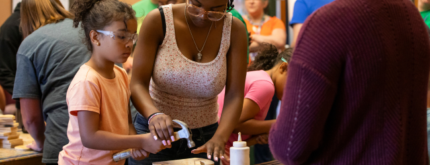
[58,64,130,165]
[244,16,286,36]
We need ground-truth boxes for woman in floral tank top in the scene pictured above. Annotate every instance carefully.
[130,0,248,164]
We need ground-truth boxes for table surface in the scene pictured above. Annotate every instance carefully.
[255,160,282,165]
[0,133,42,163]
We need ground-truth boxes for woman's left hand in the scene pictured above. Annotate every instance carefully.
[191,135,228,162]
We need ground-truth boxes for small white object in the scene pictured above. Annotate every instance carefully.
[230,132,250,165]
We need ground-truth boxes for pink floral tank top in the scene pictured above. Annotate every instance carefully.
[150,5,232,129]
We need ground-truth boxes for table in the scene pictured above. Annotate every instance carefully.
[255,160,282,165]
[0,134,43,165]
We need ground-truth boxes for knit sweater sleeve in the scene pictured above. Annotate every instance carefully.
[269,7,346,164]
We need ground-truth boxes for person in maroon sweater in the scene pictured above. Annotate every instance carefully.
[269,0,430,164]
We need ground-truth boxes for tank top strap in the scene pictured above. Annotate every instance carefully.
[220,12,233,55]
[160,5,175,46]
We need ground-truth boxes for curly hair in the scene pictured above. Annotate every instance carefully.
[71,0,136,51]
[248,44,293,71]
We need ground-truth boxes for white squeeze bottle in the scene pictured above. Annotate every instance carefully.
[230,132,250,165]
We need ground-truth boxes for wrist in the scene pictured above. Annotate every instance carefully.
[35,140,44,149]
[148,112,165,124]
[137,134,149,148]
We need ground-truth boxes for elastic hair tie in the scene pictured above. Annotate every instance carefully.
[281,57,288,63]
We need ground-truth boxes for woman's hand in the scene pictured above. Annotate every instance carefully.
[27,141,43,152]
[148,114,175,147]
[130,149,149,160]
[191,135,228,162]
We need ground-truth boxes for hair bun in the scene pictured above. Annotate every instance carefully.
[71,0,101,28]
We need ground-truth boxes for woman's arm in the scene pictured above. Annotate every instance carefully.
[192,17,248,160]
[251,29,286,50]
[20,98,45,150]
[130,9,175,143]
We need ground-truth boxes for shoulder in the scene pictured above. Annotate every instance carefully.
[114,65,129,82]
[268,16,285,27]
[231,15,247,38]
[69,65,101,91]
[141,5,163,31]
[247,71,274,85]
[269,16,283,23]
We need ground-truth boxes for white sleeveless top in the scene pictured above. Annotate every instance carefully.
[149,5,232,129]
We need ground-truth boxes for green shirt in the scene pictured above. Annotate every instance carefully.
[132,0,158,34]
[230,9,250,63]
[421,10,430,28]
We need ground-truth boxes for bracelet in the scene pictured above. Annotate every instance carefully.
[148,112,164,125]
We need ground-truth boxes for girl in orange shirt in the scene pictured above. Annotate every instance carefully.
[58,0,165,164]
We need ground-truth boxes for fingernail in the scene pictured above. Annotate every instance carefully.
[208,154,211,159]
[167,140,171,145]
[221,156,225,159]
[154,136,158,140]
[214,157,218,161]
[162,140,166,146]
[171,136,175,141]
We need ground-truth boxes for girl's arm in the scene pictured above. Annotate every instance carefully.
[191,17,248,160]
[233,79,276,135]
[234,119,275,135]
[77,111,166,153]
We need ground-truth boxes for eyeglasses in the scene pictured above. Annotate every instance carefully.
[96,30,138,45]
[186,0,227,22]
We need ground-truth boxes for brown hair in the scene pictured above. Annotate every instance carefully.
[72,0,135,51]
[20,0,73,38]
[248,44,293,71]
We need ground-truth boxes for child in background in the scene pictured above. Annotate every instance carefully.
[58,0,165,164]
[217,45,292,165]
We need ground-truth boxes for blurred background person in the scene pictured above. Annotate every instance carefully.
[12,0,90,164]
[243,0,286,62]
[290,0,333,47]
[0,2,21,124]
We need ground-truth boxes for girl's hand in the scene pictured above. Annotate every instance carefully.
[130,149,148,161]
[141,133,168,154]
[148,114,174,147]
[256,134,269,145]
[191,135,228,162]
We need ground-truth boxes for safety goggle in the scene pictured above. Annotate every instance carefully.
[186,0,227,22]
[96,30,138,45]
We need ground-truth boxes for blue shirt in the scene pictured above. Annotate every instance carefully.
[290,0,334,26]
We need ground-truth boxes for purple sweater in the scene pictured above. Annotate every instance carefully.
[269,0,430,164]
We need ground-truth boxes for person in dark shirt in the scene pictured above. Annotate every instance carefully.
[0,3,22,95]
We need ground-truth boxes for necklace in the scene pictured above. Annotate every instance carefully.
[184,6,213,61]
[248,15,266,35]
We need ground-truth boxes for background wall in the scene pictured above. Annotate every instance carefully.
[0,0,12,26]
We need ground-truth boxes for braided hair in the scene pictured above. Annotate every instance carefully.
[71,0,136,51]
[248,44,293,71]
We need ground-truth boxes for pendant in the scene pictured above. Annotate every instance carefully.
[197,52,202,61]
